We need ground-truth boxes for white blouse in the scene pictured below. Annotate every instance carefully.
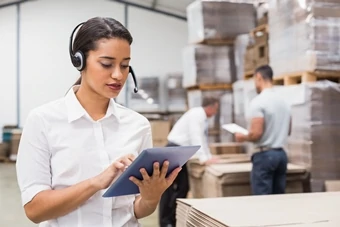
[16,86,153,227]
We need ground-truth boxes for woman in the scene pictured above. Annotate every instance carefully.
[16,17,181,227]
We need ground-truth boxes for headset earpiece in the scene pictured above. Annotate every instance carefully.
[69,22,85,71]
[72,51,85,71]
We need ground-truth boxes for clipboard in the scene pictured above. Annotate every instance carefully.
[102,145,201,197]
[222,123,249,135]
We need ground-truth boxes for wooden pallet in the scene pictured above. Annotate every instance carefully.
[195,38,235,46]
[273,70,340,86]
[186,83,233,91]
[251,24,269,36]
[244,70,254,80]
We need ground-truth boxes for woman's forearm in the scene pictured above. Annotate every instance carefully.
[24,178,100,223]
[133,195,158,219]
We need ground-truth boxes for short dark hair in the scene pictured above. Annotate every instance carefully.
[254,65,273,81]
[72,17,133,85]
[202,97,219,107]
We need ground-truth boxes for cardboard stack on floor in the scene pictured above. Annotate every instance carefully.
[267,0,340,191]
[276,81,340,192]
[177,192,340,227]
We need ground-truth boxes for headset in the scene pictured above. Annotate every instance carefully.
[69,22,138,93]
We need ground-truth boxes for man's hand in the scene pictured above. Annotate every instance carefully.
[235,132,247,143]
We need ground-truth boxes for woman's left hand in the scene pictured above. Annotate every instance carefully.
[129,161,181,206]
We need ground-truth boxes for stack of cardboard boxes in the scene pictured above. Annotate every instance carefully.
[278,81,340,192]
[166,73,187,113]
[177,192,340,227]
[149,120,171,147]
[268,0,340,77]
[243,8,269,77]
[184,0,256,144]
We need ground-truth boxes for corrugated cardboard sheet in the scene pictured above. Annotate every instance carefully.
[177,192,340,226]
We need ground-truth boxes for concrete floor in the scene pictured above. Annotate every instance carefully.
[0,163,158,227]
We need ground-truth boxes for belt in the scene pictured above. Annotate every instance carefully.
[253,146,282,153]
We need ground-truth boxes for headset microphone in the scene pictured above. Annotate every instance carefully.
[129,66,138,93]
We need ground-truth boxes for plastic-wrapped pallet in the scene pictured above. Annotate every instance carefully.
[234,34,253,81]
[232,79,257,129]
[277,81,340,192]
[186,0,256,44]
[182,44,236,88]
[187,89,233,143]
[165,73,187,112]
[268,0,340,76]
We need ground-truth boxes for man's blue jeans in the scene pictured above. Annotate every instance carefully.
[251,149,288,195]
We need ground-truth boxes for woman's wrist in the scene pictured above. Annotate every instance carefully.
[89,176,103,192]
[140,197,159,210]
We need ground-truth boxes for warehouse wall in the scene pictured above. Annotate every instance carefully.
[0,0,188,130]
[0,5,17,130]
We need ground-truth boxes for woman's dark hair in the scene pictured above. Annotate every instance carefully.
[72,17,133,85]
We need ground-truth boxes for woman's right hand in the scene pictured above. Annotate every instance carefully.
[92,154,135,190]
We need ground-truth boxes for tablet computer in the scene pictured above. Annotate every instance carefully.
[102,145,201,197]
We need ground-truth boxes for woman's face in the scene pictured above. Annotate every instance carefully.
[82,38,131,99]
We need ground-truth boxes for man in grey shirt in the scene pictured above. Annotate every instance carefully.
[235,65,291,195]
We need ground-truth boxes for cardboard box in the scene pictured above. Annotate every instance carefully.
[269,0,340,76]
[254,31,268,45]
[187,1,256,44]
[182,44,236,88]
[279,81,340,192]
[257,15,268,26]
[166,73,187,112]
[244,46,256,72]
[201,163,308,198]
[209,142,244,155]
[150,120,170,141]
[325,180,340,192]
[187,154,250,199]
[254,41,269,68]
[187,161,309,199]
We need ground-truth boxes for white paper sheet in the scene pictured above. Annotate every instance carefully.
[222,123,249,135]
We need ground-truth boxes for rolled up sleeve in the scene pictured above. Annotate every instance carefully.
[16,110,52,206]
